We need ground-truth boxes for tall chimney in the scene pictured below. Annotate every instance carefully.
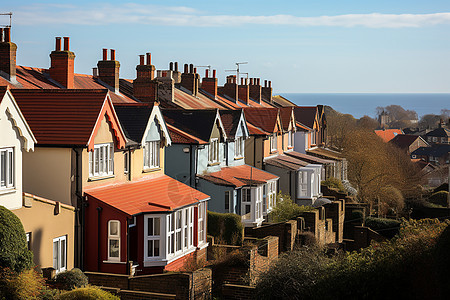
[97,48,120,92]
[181,63,198,96]
[0,27,17,83]
[238,77,249,105]
[249,77,262,103]
[170,61,181,83]
[261,80,273,103]
[133,53,158,103]
[49,36,75,88]
[156,70,174,103]
[219,75,238,102]
[201,69,218,98]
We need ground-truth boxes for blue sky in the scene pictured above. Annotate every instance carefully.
[2,0,450,93]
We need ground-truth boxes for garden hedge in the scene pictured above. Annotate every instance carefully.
[207,211,244,245]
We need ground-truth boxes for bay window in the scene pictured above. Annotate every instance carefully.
[145,217,160,257]
[208,138,219,164]
[108,220,120,261]
[89,144,114,177]
[144,140,160,169]
[53,235,67,273]
[241,188,251,220]
[198,202,206,244]
[0,148,14,189]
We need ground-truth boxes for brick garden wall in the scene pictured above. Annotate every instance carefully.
[244,220,296,253]
[222,284,256,300]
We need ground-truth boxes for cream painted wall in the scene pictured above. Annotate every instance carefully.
[13,195,75,272]
[23,148,73,206]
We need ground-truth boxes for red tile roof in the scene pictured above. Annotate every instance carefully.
[246,122,268,135]
[279,107,294,131]
[265,155,310,171]
[199,164,278,188]
[84,175,209,215]
[173,88,226,109]
[11,89,126,149]
[374,129,404,143]
[243,107,280,134]
[284,151,334,164]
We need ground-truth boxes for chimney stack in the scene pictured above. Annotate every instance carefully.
[0,27,17,83]
[201,69,218,98]
[133,52,158,103]
[219,75,238,103]
[261,80,273,103]
[181,63,199,96]
[249,77,262,103]
[156,69,175,103]
[49,36,75,88]
[238,77,249,104]
[169,61,181,83]
[97,48,120,93]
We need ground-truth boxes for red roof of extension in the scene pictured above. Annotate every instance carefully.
[279,107,294,131]
[296,121,312,132]
[199,164,278,188]
[246,122,268,135]
[264,155,310,171]
[243,107,280,134]
[374,129,404,143]
[166,123,208,145]
[0,66,137,104]
[11,89,126,149]
[84,175,209,216]
[214,94,241,109]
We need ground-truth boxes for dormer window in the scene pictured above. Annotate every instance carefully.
[0,148,14,189]
[89,144,114,178]
[144,141,160,169]
[270,133,277,152]
[208,138,219,164]
[235,136,244,158]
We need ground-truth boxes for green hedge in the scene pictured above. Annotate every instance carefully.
[365,216,401,238]
[57,286,119,300]
[207,211,244,245]
[55,268,88,290]
[428,191,449,207]
[269,193,314,223]
[0,206,33,273]
[321,177,345,192]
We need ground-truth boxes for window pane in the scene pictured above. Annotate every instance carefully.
[148,218,154,236]
[109,145,114,173]
[225,191,230,211]
[8,151,13,186]
[53,240,59,269]
[245,204,251,214]
[109,240,119,258]
[0,151,6,187]
[154,240,160,256]
[148,240,153,257]
[110,222,118,236]
[177,232,181,251]
[61,239,66,269]
[154,218,160,236]
[94,149,99,173]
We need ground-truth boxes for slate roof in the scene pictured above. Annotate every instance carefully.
[114,103,154,143]
[162,109,218,142]
[284,151,334,165]
[84,175,210,216]
[0,66,137,104]
[412,144,450,158]
[11,89,114,146]
[293,106,317,129]
[198,164,278,188]
[279,107,294,131]
[219,109,243,139]
[243,107,279,134]
[389,134,426,150]
[375,129,404,143]
[264,155,310,171]
[272,95,296,107]
[425,127,450,138]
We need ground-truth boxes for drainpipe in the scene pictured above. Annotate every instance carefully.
[189,144,193,187]
[96,206,103,272]
[194,145,198,189]
[127,146,132,181]
[73,148,84,270]
[126,217,131,275]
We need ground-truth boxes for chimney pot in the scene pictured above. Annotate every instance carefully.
[250,78,254,85]
[189,64,194,74]
[92,67,98,77]
[169,62,173,71]
[257,78,260,85]
[241,77,244,85]
[184,64,188,73]
[0,28,3,42]
[245,78,248,85]
[102,48,108,61]
[264,80,267,87]
[4,27,11,43]
[63,37,69,51]
[139,55,145,66]
[110,49,116,61]
[175,62,178,72]
[194,67,197,74]
[205,69,209,78]
[55,37,61,51]
[269,81,272,88]
[213,69,216,78]
[146,53,151,65]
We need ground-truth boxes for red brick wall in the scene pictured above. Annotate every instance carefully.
[245,220,296,253]
[222,284,256,300]
[0,41,17,79]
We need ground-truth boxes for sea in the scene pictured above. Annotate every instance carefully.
[279,93,450,119]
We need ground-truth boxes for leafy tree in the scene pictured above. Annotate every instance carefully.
[0,206,33,273]
[356,115,379,130]
[269,193,314,223]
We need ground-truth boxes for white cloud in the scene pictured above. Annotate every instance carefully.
[12,3,450,28]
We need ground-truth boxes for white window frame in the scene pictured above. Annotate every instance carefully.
[235,136,244,158]
[288,131,293,148]
[108,220,120,262]
[89,143,114,178]
[144,216,161,258]
[311,130,316,145]
[241,188,252,220]
[175,210,182,253]
[0,147,14,189]
[198,202,206,245]
[298,171,309,198]
[53,235,67,273]
[270,133,277,152]
[167,214,175,255]
[144,140,160,169]
[208,138,219,164]
[268,181,277,210]
[124,151,129,174]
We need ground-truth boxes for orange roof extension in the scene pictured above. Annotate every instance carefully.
[374,129,404,143]
[84,175,210,216]
[0,66,137,104]
[11,89,126,149]
[243,107,281,134]
[199,164,278,188]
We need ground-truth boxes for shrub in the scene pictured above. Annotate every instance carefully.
[207,211,244,245]
[0,268,48,300]
[428,191,449,207]
[55,268,88,290]
[57,286,119,300]
[349,210,364,224]
[269,193,314,223]
[0,206,33,273]
[321,177,345,192]
[365,216,401,238]
[378,185,405,216]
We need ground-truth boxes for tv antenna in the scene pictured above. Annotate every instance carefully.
[225,62,248,82]
[0,12,12,28]
[195,65,211,74]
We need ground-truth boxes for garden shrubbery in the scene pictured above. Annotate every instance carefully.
[207,211,244,245]
[55,268,88,290]
[428,191,449,207]
[56,286,119,300]
[269,193,314,223]
[321,177,345,192]
[365,216,401,238]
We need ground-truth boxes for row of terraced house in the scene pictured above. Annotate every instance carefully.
[0,28,347,277]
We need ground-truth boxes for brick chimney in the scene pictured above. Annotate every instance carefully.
[0,28,17,83]
[49,37,75,88]
[238,77,249,105]
[180,64,199,96]
[249,78,262,103]
[97,48,120,93]
[261,80,273,103]
[219,75,238,102]
[169,61,181,84]
[201,69,218,98]
[133,53,158,103]
[156,70,174,103]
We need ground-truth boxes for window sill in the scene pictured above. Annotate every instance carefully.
[234,156,244,161]
[88,174,115,182]
[208,162,221,166]
[0,188,16,196]
[103,260,127,264]
[143,167,161,173]
[270,150,278,154]
[287,146,294,150]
